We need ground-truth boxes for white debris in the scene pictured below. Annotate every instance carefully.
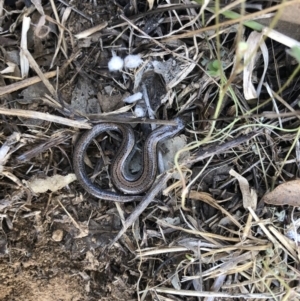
[124,54,143,69]
[123,92,143,103]
[108,56,124,71]
[134,105,146,117]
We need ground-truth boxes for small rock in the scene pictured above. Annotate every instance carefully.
[52,229,64,242]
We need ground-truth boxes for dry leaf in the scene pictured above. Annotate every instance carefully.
[0,62,16,74]
[28,174,77,193]
[257,1,300,48]
[262,180,300,206]
[162,135,188,178]
[147,0,155,10]
[0,132,21,169]
[34,16,50,39]
[243,31,268,100]
[229,169,257,209]
[31,0,44,15]
[279,3,300,25]
[20,16,31,78]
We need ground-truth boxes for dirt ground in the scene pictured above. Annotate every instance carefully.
[0,192,140,300]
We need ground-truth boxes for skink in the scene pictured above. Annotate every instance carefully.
[73,117,185,202]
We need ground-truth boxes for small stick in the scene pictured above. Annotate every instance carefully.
[0,71,57,97]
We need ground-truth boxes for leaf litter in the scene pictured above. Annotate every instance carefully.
[0,0,300,301]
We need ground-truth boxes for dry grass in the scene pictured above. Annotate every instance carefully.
[0,0,300,300]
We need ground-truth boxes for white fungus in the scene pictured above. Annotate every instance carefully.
[124,54,143,69]
[123,92,143,103]
[108,56,124,71]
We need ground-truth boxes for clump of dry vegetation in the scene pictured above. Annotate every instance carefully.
[0,0,300,300]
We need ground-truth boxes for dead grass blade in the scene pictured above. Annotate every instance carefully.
[0,107,91,128]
